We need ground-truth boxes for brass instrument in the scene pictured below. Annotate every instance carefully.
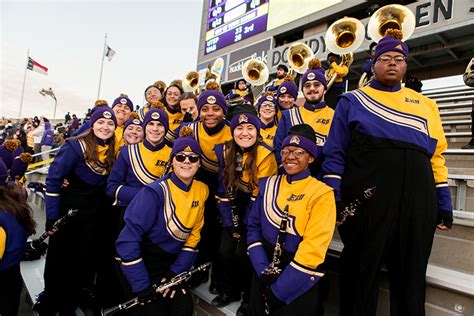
[182,71,200,93]
[242,58,269,86]
[325,17,365,90]
[205,62,221,85]
[153,80,167,92]
[287,42,314,74]
[367,4,415,43]
[358,72,370,88]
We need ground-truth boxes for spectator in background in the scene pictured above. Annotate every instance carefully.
[26,124,35,154]
[68,114,80,135]
[13,129,29,153]
[64,112,71,125]
[41,120,54,161]
[32,117,45,161]
[462,57,474,149]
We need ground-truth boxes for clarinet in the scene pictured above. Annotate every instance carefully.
[338,186,376,225]
[101,262,211,316]
[261,204,289,314]
[24,209,78,260]
[228,189,241,240]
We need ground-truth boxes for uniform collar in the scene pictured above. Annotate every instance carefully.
[170,172,192,192]
[285,168,311,184]
[304,101,326,111]
[203,120,225,135]
[143,138,166,151]
[260,120,275,129]
[94,136,107,147]
[369,79,402,92]
[166,104,179,114]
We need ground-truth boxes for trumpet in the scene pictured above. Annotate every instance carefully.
[325,17,365,90]
[367,4,415,43]
[182,71,200,93]
[287,42,314,74]
[242,58,269,86]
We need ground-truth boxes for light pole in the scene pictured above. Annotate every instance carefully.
[39,87,57,119]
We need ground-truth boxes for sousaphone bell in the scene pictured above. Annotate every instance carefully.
[287,42,314,74]
[241,58,269,86]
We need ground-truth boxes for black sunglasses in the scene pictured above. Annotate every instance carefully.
[175,153,200,163]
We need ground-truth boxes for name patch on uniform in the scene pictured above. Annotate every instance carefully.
[316,118,330,125]
[155,160,167,167]
[287,193,305,201]
[173,119,183,124]
[266,135,274,140]
[191,201,200,208]
[405,97,420,104]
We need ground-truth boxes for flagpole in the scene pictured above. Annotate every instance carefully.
[97,33,107,99]
[19,49,29,118]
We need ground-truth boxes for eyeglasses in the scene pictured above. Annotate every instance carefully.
[175,153,200,163]
[376,55,407,64]
[260,103,275,110]
[280,149,307,158]
[303,82,322,89]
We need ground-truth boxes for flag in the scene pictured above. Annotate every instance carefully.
[27,57,48,75]
[105,45,116,61]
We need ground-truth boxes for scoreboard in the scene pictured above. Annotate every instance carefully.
[205,0,269,55]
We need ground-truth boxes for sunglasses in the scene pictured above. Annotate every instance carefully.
[175,153,200,163]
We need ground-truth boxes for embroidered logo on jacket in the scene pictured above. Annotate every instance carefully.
[405,97,420,104]
[191,201,200,208]
[287,193,305,202]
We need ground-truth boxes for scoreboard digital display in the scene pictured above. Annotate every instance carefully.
[205,0,269,55]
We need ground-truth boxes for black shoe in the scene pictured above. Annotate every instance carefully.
[211,293,240,307]
[209,281,220,295]
[461,142,474,149]
[236,302,249,316]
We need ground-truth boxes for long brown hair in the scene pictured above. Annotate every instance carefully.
[0,184,36,235]
[76,128,116,173]
[222,139,258,195]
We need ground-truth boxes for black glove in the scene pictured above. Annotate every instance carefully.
[23,240,49,261]
[182,111,194,123]
[263,286,284,312]
[336,200,346,223]
[161,270,187,293]
[437,210,453,229]
[136,286,156,303]
[260,271,279,287]
[45,219,56,232]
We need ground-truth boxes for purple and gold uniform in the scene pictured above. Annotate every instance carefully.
[164,105,184,144]
[322,80,452,315]
[107,139,172,207]
[0,212,27,271]
[184,121,232,173]
[215,142,277,227]
[116,173,208,293]
[114,124,125,154]
[247,169,336,304]
[260,121,277,148]
[274,102,334,164]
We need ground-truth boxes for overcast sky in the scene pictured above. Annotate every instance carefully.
[1,0,204,119]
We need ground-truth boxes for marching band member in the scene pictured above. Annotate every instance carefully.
[178,92,199,124]
[73,100,110,136]
[325,53,349,110]
[257,94,278,148]
[274,58,334,173]
[266,64,288,92]
[122,112,145,145]
[181,81,232,292]
[138,81,166,120]
[322,29,452,316]
[213,108,277,314]
[163,83,184,144]
[116,127,209,316]
[42,108,117,315]
[107,108,171,208]
[0,155,35,316]
[112,94,134,152]
[247,124,336,315]
[229,79,255,103]
[275,75,299,122]
[361,42,377,83]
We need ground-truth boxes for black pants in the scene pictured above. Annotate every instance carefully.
[0,264,22,316]
[249,272,321,316]
[338,140,437,316]
[194,169,222,285]
[42,176,106,314]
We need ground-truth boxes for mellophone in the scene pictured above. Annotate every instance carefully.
[101,262,211,316]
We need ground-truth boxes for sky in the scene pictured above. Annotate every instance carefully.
[1,0,205,119]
